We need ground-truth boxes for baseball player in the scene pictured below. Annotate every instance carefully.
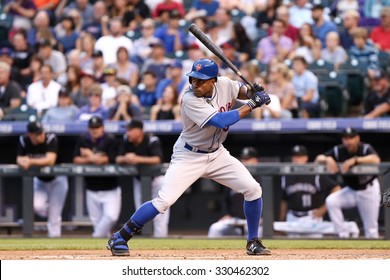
[16,121,69,238]
[115,119,169,238]
[274,145,359,238]
[315,127,382,238]
[107,58,271,256]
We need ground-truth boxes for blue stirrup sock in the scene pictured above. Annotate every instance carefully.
[114,201,160,241]
[244,197,263,240]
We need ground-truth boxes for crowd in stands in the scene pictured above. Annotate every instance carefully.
[0,0,389,123]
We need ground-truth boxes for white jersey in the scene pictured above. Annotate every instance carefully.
[179,77,240,151]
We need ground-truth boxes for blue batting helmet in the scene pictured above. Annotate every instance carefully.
[186,58,218,80]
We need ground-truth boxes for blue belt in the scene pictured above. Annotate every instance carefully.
[184,143,217,154]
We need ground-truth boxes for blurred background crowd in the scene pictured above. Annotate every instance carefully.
[0,0,389,123]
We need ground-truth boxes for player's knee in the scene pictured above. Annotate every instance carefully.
[242,185,262,201]
[152,196,172,214]
[325,194,337,208]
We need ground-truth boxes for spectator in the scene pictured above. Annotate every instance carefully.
[0,61,23,120]
[155,59,187,101]
[94,17,134,65]
[331,0,359,19]
[370,6,390,55]
[364,0,390,19]
[64,66,82,96]
[73,69,95,107]
[289,22,321,64]
[350,27,380,79]
[81,0,108,40]
[36,39,67,80]
[10,30,34,89]
[56,16,80,54]
[112,46,139,89]
[107,85,142,121]
[266,62,297,118]
[116,119,169,237]
[25,55,44,89]
[3,0,37,31]
[76,83,107,121]
[274,145,359,238]
[214,8,234,44]
[315,127,382,238]
[288,0,313,29]
[62,0,94,26]
[320,31,348,71]
[185,0,220,21]
[77,32,96,70]
[154,9,187,57]
[27,64,61,116]
[208,147,262,238]
[181,42,206,80]
[364,70,390,118]
[101,67,118,109]
[27,10,55,48]
[122,0,151,31]
[91,50,106,84]
[291,56,320,118]
[218,40,242,76]
[150,85,181,120]
[73,116,121,238]
[41,89,79,122]
[255,0,280,30]
[269,4,299,42]
[152,0,186,22]
[140,38,171,83]
[136,71,159,109]
[132,18,158,65]
[16,121,69,238]
[231,22,253,62]
[339,9,360,51]
[65,9,84,33]
[252,92,282,119]
[311,4,338,49]
[65,49,82,69]
[256,19,294,64]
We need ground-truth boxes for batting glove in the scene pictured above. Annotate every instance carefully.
[247,90,271,111]
[246,82,265,99]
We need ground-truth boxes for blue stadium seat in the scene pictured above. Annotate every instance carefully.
[318,71,348,117]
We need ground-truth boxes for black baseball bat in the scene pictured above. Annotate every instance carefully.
[188,23,266,96]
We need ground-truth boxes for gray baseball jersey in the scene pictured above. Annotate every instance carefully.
[180,76,240,150]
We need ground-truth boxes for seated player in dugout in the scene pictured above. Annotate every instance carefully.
[273,145,360,238]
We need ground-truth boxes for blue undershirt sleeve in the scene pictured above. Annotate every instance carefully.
[207,110,240,129]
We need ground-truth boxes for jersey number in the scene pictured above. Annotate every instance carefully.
[301,194,312,208]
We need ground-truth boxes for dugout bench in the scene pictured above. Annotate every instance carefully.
[0,163,389,239]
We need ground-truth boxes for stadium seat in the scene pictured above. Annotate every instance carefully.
[318,71,348,117]
[308,59,334,75]
[338,59,368,106]
[378,51,389,71]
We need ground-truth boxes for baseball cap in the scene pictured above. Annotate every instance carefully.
[220,40,235,49]
[92,50,103,58]
[149,38,165,48]
[342,127,358,137]
[117,85,132,95]
[126,119,143,130]
[80,69,95,79]
[291,145,308,156]
[27,121,44,134]
[187,42,200,50]
[169,9,182,19]
[103,66,117,76]
[240,147,258,159]
[88,115,104,128]
[0,47,13,56]
[169,59,183,69]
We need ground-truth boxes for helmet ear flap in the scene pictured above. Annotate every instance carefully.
[189,77,192,83]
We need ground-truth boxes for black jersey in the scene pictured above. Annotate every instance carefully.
[281,174,337,212]
[118,133,164,162]
[324,142,379,190]
[74,133,118,191]
[17,133,58,182]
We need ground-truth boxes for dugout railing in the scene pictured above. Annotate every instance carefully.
[0,163,389,239]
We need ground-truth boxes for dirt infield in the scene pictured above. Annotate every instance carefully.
[1,249,390,260]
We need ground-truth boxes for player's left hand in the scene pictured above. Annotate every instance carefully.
[247,90,271,110]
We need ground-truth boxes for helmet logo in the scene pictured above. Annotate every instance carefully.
[195,64,202,71]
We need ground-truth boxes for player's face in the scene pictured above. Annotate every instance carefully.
[291,155,308,164]
[88,126,104,139]
[28,132,45,145]
[342,135,360,153]
[126,128,143,144]
[191,78,214,98]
